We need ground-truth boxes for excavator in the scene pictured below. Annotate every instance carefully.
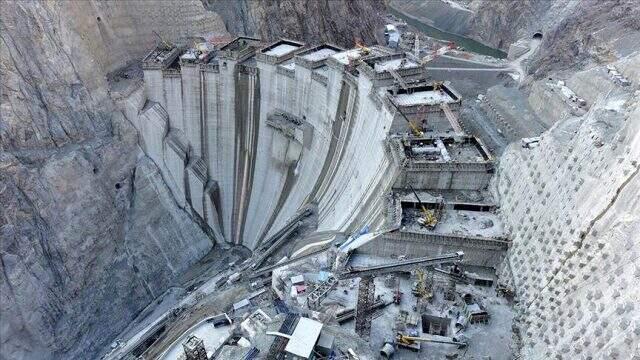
[409,185,439,230]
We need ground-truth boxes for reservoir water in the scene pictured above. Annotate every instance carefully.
[388,6,507,59]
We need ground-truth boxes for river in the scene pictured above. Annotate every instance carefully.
[388,6,507,59]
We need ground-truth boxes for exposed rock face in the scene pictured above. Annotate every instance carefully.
[0,1,386,359]
[0,129,213,359]
[470,0,639,74]
[388,0,475,36]
[494,57,640,358]
[203,0,385,47]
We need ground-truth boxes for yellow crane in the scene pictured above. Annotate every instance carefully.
[408,120,424,137]
[152,30,173,50]
[409,185,438,229]
[412,269,432,299]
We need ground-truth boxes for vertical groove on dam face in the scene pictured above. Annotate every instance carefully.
[307,81,349,202]
[135,42,415,251]
[232,68,260,244]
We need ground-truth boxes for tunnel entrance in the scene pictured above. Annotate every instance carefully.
[533,32,543,39]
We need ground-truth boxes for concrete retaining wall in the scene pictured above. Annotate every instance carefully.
[358,231,507,268]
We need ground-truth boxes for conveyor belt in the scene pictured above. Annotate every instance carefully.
[249,246,331,278]
[337,252,463,279]
[255,208,312,250]
[251,221,301,269]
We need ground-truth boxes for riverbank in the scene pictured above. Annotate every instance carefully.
[388,1,507,59]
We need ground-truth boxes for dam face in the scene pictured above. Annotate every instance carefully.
[126,37,492,253]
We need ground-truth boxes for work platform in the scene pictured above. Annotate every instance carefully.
[357,189,508,268]
[295,44,344,69]
[256,39,305,64]
[388,135,494,191]
[385,82,464,134]
[359,53,424,87]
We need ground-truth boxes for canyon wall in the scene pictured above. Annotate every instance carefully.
[203,0,385,48]
[0,1,222,358]
[494,55,640,358]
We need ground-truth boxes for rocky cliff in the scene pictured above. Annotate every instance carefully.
[494,55,640,358]
[203,0,385,47]
[0,1,385,359]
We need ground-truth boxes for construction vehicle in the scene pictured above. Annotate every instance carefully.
[355,39,371,56]
[408,185,439,230]
[394,333,468,351]
[412,269,432,301]
[496,283,515,300]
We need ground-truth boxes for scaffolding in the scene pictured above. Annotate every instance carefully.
[307,276,338,310]
[354,276,376,338]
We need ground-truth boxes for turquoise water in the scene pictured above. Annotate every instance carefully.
[388,7,507,59]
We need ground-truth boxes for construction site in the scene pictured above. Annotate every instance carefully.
[77,13,639,360]
[97,26,528,359]
[93,8,640,356]
[3,1,639,360]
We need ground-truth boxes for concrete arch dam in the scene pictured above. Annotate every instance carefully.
[122,39,488,250]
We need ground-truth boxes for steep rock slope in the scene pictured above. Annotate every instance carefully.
[471,0,640,75]
[0,2,226,358]
[388,0,475,36]
[494,58,640,358]
[204,0,384,47]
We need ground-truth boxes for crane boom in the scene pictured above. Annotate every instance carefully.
[396,333,467,348]
[152,30,173,50]
[408,185,438,229]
